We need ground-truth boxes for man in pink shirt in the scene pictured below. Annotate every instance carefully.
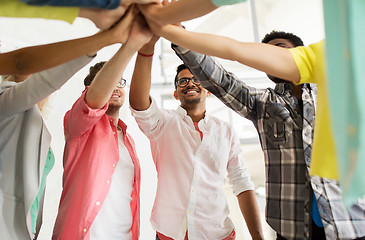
[52,14,153,240]
[129,36,264,240]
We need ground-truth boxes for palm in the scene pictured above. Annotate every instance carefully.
[129,15,153,46]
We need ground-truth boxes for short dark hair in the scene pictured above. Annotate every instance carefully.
[84,61,106,87]
[174,64,189,89]
[261,30,304,47]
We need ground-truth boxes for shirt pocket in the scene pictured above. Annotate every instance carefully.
[207,137,229,173]
[263,102,292,145]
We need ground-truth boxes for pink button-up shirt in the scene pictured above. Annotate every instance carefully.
[53,90,140,240]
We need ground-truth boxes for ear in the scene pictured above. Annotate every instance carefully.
[173,91,179,100]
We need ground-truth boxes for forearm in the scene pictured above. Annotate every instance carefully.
[237,190,264,240]
[0,56,93,117]
[161,25,300,82]
[129,46,154,111]
[86,43,138,109]
[0,0,78,23]
[141,0,217,26]
[0,31,116,75]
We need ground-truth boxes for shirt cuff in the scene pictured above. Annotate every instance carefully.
[229,167,255,196]
[210,0,246,7]
[130,98,161,137]
[130,97,157,118]
[79,88,108,117]
[171,43,190,55]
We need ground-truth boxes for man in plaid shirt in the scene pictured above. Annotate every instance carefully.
[172,31,365,240]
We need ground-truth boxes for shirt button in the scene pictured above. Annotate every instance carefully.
[112,164,116,167]
[96,201,100,206]
[113,132,116,135]
[83,228,87,233]
[107,180,110,184]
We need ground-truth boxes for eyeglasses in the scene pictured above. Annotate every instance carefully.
[116,79,127,88]
[176,77,200,88]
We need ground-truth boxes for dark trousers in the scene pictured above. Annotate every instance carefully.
[276,219,365,240]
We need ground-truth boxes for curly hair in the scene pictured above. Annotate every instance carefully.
[84,61,106,87]
[261,30,304,47]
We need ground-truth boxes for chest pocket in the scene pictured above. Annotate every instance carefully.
[207,136,229,172]
[263,102,292,144]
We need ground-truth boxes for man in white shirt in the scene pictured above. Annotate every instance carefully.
[129,37,264,240]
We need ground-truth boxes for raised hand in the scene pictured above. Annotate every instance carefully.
[78,6,128,30]
[122,0,160,8]
[137,2,164,25]
[107,5,139,44]
[125,14,153,50]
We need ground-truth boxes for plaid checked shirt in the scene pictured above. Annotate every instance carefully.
[173,45,365,240]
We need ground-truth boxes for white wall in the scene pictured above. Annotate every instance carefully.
[0,1,324,239]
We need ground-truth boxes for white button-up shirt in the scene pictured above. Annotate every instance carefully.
[131,99,254,240]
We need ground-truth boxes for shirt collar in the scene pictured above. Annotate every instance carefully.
[274,82,313,94]
[176,105,209,124]
[106,115,127,134]
[274,82,293,94]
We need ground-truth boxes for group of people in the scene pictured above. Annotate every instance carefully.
[1,0,365,240]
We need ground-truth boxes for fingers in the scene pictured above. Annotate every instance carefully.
[124,4,139,23]
[162,0,171,6]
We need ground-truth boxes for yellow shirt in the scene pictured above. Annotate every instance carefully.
[0,0,78,24]
[289,40,339,180]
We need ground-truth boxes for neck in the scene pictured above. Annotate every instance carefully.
[182,104,206,122]
[289,83,303,100]
[106,109,120,127]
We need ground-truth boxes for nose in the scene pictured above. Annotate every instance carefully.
[187,78,196,87]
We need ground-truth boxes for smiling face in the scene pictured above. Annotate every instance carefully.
[173,68,210,109]
[107,82,125,113]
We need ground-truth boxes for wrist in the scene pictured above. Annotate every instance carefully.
[138,51,154,57]
[139,45,155,54]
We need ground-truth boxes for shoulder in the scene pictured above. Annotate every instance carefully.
[0,81,17,94]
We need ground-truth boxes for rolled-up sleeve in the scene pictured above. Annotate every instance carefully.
[64,89,108,139]
[130,98,164,139]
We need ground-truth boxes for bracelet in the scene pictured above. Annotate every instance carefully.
[138,51,154,57]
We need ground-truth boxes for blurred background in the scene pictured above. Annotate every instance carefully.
[0,0,324,239]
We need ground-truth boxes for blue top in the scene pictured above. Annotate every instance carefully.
[312,193,323,227]
[22,0,120,9]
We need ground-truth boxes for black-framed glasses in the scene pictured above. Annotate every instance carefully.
[176,77,200,88]
[116,78,127,88]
